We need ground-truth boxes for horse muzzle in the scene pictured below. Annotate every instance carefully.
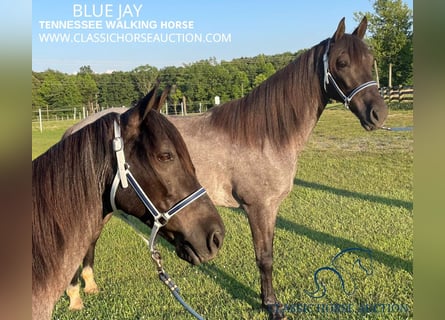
[175,224,225,265]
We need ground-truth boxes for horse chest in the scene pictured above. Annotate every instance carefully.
[233,149,297,203]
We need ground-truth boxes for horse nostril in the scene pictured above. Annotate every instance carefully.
[371,108,379,123]
[370,106,388,126]
[208,230,223,252]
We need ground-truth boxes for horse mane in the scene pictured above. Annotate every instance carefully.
[208,43,329,150]
[208,33,383,151]
[32,113,116,289]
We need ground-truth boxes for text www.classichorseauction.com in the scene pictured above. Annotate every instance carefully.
[268,247,411,317]
[37,4,232,44]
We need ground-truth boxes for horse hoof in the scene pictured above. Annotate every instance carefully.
[269,313,287,320]
[266,302,287,320]
[66,284,84,311]
[68,299,84,311]
[84,285,99,294]
[82,266,99,294]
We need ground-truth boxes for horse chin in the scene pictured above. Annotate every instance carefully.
[354,101,388,131]
[176,243,202,266]
[360,119,377,131]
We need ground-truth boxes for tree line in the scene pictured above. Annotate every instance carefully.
[31,46,410,115]
[32,0,413,114]
[32,52,301,114]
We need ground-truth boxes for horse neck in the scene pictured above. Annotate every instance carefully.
[46,125,114,195]
[241,42,329,150]
[32,120,115,296]
[34,116,116,230]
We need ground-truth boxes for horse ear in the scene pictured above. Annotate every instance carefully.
[153,85,171,112]
[141,80,161,119]
[123,81,159,131]
[332,17,346,42]
[352,16,367,39]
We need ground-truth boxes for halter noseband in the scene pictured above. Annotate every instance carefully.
[323,38,378,109]
[109,119,207,253]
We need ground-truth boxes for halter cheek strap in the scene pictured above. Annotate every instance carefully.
[112,120,128,188]
[323,38,378,109]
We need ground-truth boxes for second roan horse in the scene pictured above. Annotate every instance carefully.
[63,17,387,319]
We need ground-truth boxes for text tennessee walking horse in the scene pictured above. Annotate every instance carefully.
[64,17,388,319]
[32,86,225,319]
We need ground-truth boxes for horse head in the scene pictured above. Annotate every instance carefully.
[323,17,388,130]
[112,86,225,265]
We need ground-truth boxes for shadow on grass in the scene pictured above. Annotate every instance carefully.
[198,262,262,310]
[286,178,412,273]
[294,178,413,211]
[193,176,413,307]
[275,216,412,274]
[193,214,412,313]
[113,176,413,311]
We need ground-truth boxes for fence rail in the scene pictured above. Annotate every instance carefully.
[380,86,413,103]
[32,102,210,132]
[32,88,413,132]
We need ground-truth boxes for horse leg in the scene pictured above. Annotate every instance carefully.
[82,212,112,294]
[81,239,99,294]
[66,267,84,310]
[244,203,286,320]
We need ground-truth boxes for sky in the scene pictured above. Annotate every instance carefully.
[32,0,413,74]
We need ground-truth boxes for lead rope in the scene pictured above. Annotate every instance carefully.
[151,249,205,320]
[115,212,205,320]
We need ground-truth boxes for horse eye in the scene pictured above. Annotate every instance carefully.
[337,60,348,68]
[157,152,173,162]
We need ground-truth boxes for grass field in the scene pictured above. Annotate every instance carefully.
[32,108,413,320]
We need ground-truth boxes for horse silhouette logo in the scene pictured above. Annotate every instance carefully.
[305,247,373,298]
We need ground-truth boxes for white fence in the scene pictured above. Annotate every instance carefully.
[32,101,213,132]
[32,107,95,133]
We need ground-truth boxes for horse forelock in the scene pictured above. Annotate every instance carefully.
[139,110,196,177]
[330,34,372,73]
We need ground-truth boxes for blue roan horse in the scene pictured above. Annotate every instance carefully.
[63,17,387,319]
[32,86,225,319]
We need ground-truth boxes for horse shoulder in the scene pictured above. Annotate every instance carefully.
[232,143,298,206]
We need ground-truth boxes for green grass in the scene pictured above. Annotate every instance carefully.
[33,109,413,319]
[32,120,77,159]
